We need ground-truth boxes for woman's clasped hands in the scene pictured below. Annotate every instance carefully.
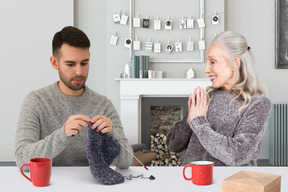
[187,86,209,124]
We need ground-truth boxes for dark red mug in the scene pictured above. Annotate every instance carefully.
[183,161,214,185]
[20,158,52,187]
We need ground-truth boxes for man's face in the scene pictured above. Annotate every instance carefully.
[54,43,90,92]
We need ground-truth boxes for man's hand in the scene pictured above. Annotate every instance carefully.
[90,115,113,134]
[64,114,91,137]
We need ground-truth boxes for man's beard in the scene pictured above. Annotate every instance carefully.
[59,75,86,91]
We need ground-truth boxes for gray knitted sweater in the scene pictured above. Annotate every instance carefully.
[15,82,133,169]
[166,89,272,166]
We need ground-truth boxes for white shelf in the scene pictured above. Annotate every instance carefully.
[115,78,210,81]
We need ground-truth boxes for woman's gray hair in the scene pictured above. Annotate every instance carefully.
[206,31,266,115]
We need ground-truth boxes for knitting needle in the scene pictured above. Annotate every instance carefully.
[114,131,149,171]
[117,140,149,170]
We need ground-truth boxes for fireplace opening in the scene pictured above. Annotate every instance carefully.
[141,97,188,166]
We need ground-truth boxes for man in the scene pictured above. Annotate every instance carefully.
[15,26,133,170]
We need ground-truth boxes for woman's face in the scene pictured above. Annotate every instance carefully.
[204,43,239,92]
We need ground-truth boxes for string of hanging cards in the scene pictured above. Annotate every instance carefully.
[109,0,222,63]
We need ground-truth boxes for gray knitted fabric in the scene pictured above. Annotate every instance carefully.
[87,122,124,185]
[15,82,133,170]
[166,89,272,166]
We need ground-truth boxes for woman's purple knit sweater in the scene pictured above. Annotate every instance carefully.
[166,89,272,166]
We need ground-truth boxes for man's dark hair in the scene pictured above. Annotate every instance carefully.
[52,26,90,57]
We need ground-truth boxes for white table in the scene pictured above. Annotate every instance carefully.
[0,166,286,191]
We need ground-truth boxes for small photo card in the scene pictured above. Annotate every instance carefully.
[164,44,173,54]
[187,19,194,28]
[145,41,153,52]
[154,42,161,53]
[133,17,141,27]
[165,20,172,30]
[154,20,161,30]
[143,19,150,28]
[197,18,205,28]
[179,19,187,29]
[212,15,219,25]
[187,41,194,51]
[124,38,132,48]
[113,14,121,23]
[198,40,206,50]
[175,42,183,52]
[120,15,129,25]
[109,35,118,46]
[133,40,141,50]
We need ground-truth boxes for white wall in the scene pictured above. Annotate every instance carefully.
[0,0,73,161]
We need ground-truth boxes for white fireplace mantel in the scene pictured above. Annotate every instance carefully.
[115,78,211,144]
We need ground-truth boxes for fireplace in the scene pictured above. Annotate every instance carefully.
[141,97,188,150]
[116,78,211,145]
[141,97,188,166]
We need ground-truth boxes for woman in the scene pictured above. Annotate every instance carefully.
[166,31,272,166]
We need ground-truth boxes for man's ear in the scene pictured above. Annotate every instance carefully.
[50,56,59,70]
[234,57,241,69]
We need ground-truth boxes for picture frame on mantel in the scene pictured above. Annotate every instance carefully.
[275,0,288,69]
[129,0,224,63]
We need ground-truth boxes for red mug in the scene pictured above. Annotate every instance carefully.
[183,161,214,185]
[20,158,52,187]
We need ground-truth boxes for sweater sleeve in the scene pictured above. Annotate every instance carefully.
[189,96,272,166]
[103,99,133,169]
[14,93,72,170]
[166,116,193,153]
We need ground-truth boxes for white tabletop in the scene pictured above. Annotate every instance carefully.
[1,166,287,191]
